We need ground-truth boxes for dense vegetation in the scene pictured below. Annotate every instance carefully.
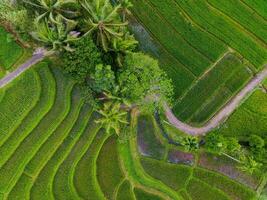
[0,0,266,199]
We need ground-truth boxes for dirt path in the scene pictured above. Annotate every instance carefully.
[165,66,267,136]
[0,48,46,89]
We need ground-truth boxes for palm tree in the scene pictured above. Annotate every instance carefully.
[22,0,78,23]
[81,0,127,51]
[118,0,133,22]
[111,32,138,66]
[31,16,80,51]
[95,102,128,136]
[181,136,199,152]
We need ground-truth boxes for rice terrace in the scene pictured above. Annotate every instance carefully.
[0,0,266,200]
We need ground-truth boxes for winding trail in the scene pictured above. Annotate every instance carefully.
[0,48,47,89]
[165,66,267,136]
[1,46,266,137]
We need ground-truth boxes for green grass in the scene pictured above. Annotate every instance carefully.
[186,178,230,200]
[134,187,164,200]
[207,0,267,44]
[173,53,251,124]
[145,0,227,61]
[175,0,267,69]
[193,167,256,200]
[0,68,41,147]
[10,86,85,200]
[24,86,83,176]
[140,157,192,190]
[0,67,74,194]
[0,63,55,168]
[137,115,165,159]
[52,112,100,200]
[73,129,108,200]
[131,0,212,76]
[96,135,124,199]
[116,180,135,200]
[241,0,267,20]
[215,86,267,141]
[28,104,93,200]
[0,27,23,70]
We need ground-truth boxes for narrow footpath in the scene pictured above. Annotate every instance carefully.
[0,49,266,136]
[0,48,46,88]
[165,66,267,135]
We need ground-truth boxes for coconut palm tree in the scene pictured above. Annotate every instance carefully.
[118,0,133,22]
[81,0,127,51]
[31,15,80,51]
[22,0,78,24]
[95,101,128,136]
[111,32,138,66]
[181,136,199,152]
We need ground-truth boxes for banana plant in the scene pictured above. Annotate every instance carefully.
[31,15,80,52]
[81,0,127,51]
[22,0,79,24]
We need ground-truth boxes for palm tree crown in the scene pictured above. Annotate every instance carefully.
[31,16,80,51]
[22,0,78,23]
[81,0,127,51]
[95,102,128,136]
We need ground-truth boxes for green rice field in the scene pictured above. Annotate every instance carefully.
[130,0,267,125]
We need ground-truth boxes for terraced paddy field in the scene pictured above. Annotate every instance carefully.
[0,62,193,200]
[0,60,260,200]
[136,115,262,200]
[130,0,267,125]
[0,26,29,78]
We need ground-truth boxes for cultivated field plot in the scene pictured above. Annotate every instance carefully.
[0,63,183,200]
[130,0,267,125]
[0,27,25,78]
[136,115,259,200]
[215,79,267,142]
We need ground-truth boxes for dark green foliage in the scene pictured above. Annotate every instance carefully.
[249,135,265,150]
[205,132,227,154]
[225,137,241,154]
[89,64,115,93]
[62,36,102,83]
[119,52,173,112]
[180,136,199,152]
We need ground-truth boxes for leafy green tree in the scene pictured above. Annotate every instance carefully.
[95,102,128,137]
[249,134,265,150]
[181,136,199,152]
[118,52,173,113]
[81,0,127,51]
[0,1,30,32]
[226,137,241,154]
[205,132,227,154]
[31,16,79,51]
[22,0,78,23]
[89,64,115,93]
[62,35,101,83]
